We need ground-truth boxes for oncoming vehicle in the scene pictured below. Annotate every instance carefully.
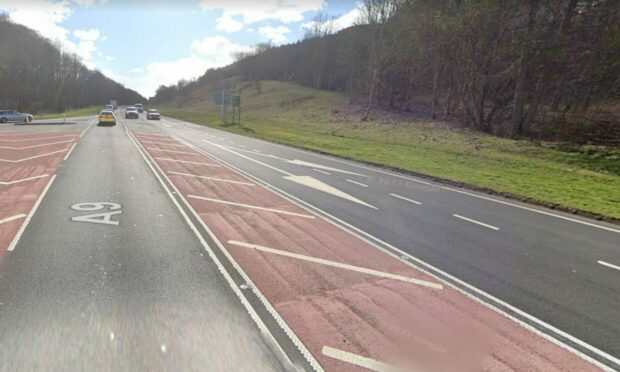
[0,110,33,124]
[135,103,144,113]
[98,110,116,126]
[125,107,139,119]
[104,104,114,112]
[146,109,161,120]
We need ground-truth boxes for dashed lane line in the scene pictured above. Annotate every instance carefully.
[453,214,499,231]
[346,179,369,188]
[597,261,620,271]
[390,193,422,205]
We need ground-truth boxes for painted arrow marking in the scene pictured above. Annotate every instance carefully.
[286,159,370,177]
[0,174,49,185]
[0,149,68,163]
[285,175,377,209]
[202,139,377,209]
[0,140,73,149]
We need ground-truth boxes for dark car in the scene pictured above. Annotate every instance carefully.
[146,109,161,120]
[125,107,139,119]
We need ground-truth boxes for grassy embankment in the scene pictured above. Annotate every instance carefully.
[35,106,101,119]
[159,80,620,220]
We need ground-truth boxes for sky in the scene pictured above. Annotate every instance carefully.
[0,0,361,98]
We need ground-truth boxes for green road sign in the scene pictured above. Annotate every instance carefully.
[232,95,241,107]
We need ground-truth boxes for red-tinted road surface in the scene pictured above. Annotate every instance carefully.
[132,131,601,371]
[0,130,80,257]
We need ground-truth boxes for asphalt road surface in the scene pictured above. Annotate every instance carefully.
[0,112,618,371]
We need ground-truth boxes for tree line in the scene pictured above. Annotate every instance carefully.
[152,0,620,143]
[0,15,144,113]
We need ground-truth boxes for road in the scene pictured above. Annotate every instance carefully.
[0,112,618,371]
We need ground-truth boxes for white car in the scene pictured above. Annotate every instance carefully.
[0,110,33,124]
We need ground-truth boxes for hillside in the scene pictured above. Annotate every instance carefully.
[0,15,144,113]
[158,80,620,220]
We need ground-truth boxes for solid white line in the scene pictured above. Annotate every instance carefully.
[0,149,68,163]
[597,260,620,271]
[313,169,331,175]
[322,346,397,372]
[167,171,255,186]
[146,148,199,155]
[0,174,49,186]
[181,139,616,370]
[123,126,311,371]
[155,157,221,167]
[7,175,56,251]
[63,143,76,160]
[390,193,422,205]
[453,214,499,230]
[140,140,185,147]
[80,120,95,138]
[0,139,73,149]
[346,179,368,188]
[229,240,442,290]
[0,214,26,225]
[224,146,285,159]
[187,195,315,219]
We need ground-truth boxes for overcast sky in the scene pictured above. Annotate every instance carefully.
[0,0,361,97]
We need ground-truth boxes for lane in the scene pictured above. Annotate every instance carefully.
[0,119,89,256]
[0,116,285,370]
[125,117,607,371]
[154,115,620,367]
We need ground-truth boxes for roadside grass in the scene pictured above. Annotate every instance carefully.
[36,106,100,119]
[160,81,620,220]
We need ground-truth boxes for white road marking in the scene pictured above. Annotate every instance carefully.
[133,131,170,138]
[346,179,368,188]
[453,214,499,230]
[322,346,398,372]
[597,260,620,271]
[285,175,377,209]
[7,175,57,251]
[0,214,26,225]
[124,126,311,371]
[0,139,73,149]
[228,240,442,290]
[286,159,369,177]
[162,123,172,128]
[146,148,199,155]
[188,195,316,219]
[63,143,76,160]
[313,169,331,175]
[0,174,49,186]
[155,158,221,167]
[0,135,76,142]
[203,139,377,208]
[170,124,619,370]
[252,149,262,153]
[390,193,422,205]
[80,120,95,138]
[140,140,185,147]
[224,146,284,159]
[0,149,68,163]
[168,171,255,186]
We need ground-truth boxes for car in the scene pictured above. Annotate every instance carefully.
[135,103,144,113]
[0,110,33,124]
[104,104,115,112]
[98,110,116,126]
[146,109,161,120]
[125,107,139,119]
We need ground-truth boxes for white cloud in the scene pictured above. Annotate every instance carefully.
[73,28,101,41]
[105,55,115,61]
[215,13,243,33]
[199,0,325,26]
[334,3,362,30]
[116,35,252,98]
[0,1,110,69]
[259,26,290,44]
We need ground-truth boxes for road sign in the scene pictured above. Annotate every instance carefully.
[212,90,232,105]
[232,95,241,107]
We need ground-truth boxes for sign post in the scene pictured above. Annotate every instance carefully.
[212,89,240,125]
